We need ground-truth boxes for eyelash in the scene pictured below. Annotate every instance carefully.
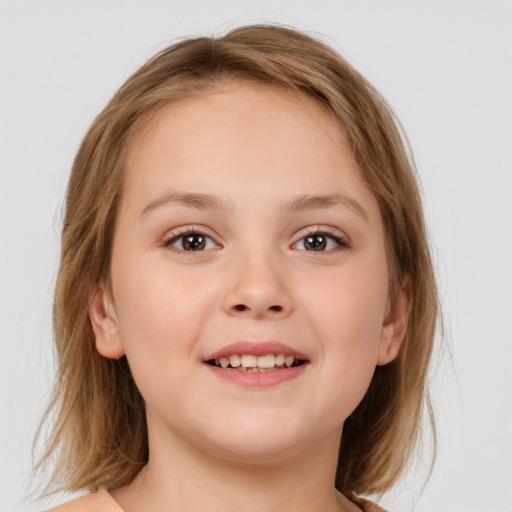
[292,228,349,251]
[162,227,349,252]
[162,228,219,252]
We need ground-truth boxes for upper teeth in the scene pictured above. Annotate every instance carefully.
[214,353,296,369]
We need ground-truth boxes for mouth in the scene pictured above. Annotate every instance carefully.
[204,341,310,386]
[207,353,307,372]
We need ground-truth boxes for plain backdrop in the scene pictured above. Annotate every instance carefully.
[1,1,511,511]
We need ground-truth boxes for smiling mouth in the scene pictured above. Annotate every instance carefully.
[207,353,307,372]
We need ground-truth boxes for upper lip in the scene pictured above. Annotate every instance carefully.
[205,341,309,362]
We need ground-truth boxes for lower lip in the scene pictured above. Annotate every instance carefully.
[205,363,309,387]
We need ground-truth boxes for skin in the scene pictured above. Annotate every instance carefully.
[90,83,410,512]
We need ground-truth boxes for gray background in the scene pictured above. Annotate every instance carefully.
[1,1,511,510]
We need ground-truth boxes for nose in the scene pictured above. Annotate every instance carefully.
[222,252,294,320]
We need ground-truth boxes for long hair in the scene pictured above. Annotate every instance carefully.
[35,24,439,497]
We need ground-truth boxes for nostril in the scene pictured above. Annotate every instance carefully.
[231,304,284,313]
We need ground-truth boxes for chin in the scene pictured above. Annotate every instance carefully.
[210,438,304,466]
[197,414,317,463]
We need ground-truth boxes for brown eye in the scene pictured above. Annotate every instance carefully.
[182,233,206,250]
[164,231,218,251]
[292,231,348,252]
[304,234,327,251]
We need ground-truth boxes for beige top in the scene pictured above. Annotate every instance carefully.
[47,488,387,512]
[47,489,123,512]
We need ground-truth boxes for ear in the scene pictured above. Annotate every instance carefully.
[89,284,125,359]
[377,275,413,366]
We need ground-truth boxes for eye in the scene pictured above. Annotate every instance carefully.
[292,230,348,252]
[163,230,219,251]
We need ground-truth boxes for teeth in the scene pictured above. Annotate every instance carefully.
[229,354,241,367]
[241,355,258,368]
[275,353,285,366]
[212,352,303,370]
[257,354,275,368]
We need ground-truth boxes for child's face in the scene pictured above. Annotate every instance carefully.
[91,83,406,463]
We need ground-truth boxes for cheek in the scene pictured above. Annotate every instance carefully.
[110,255,218,383]
[309,259,388,345]
[302,259,389,406]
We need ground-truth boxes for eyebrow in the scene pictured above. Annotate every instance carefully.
[141,192,235,217]
[140,191,368,222]
[282,193,369,221]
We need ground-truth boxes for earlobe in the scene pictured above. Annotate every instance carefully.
[377,276,413,366]
[89,285,125,359]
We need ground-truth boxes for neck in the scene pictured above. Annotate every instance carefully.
[110,419,358,512]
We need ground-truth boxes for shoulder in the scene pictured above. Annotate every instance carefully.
[46,488,123,512]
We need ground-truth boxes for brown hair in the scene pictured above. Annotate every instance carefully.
[35,24,439,497]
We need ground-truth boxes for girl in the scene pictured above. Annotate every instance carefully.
[38,24,439,512]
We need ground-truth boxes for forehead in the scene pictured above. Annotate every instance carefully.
[121,82,373,211]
